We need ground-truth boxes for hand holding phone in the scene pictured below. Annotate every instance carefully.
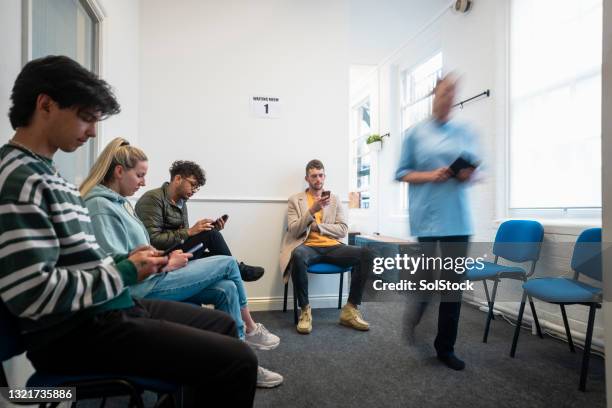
[213,214,229,230]
[320,191,331,207]
[449,156,478,177]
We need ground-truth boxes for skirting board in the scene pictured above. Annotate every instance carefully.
[248,294,349,312]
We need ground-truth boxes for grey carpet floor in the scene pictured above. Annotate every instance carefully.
[252,301,605,408]
[75,301,605,408]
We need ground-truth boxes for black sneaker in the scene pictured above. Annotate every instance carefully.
[437,353,465,371]
[238,262,264,282]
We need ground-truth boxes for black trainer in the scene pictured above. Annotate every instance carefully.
[238,262,264,282]
[437,353,465,371]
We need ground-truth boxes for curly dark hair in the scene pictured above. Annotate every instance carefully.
[9,55,120,129]
[169,160,206,187]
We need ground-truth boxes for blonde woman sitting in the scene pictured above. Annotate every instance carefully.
[80,137,282,388]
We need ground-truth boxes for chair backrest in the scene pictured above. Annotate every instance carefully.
[571,228,602,282]
[0,300,25,362]
[492,220,544,263]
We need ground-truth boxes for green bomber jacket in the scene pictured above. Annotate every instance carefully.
[135,182,190,250]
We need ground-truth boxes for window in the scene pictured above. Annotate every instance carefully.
[509,0,602,213]
[398,52,443,210]
[350,99,371,209]
[28,0,101,185]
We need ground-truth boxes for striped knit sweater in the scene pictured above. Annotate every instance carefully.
[0,144,137,349]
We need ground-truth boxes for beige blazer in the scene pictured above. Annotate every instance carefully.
[279,191,348,283]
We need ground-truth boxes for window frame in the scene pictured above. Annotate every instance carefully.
[21,0,106,175]
[506,0,602,221]
[350,97,372,210]
[398,51,443,212]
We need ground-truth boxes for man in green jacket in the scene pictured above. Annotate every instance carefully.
[0,55,257,407]
[135,160,264,281]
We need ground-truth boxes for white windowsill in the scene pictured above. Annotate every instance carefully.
[494,218,601,236]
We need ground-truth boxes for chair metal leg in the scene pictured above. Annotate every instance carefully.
[528,296,543,338]
[482,280,494,320]
[579,304,597,391]
[283,282,288,312]
[510,292,528,357]
[293,284,298,325]
[98,397,106,408]
[560,304,575,353]
[483,280,498,343]
[338,272,344,309]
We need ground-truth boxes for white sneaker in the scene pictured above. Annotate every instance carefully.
[245,323,280,350]
[257,366,283,388]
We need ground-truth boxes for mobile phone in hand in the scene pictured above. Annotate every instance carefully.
[187,243,204,254]
[213,214,229,230]
[321,191,331,199]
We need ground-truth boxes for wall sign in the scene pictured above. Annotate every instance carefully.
[251,96,281,118]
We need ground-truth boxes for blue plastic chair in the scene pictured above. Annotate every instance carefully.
[510,228,602,391]
[465,220,545,342]
[0,300,179,408]
[283,263,351,324]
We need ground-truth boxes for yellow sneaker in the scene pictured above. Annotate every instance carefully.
[339,304,370,331]
[297,305,312,334]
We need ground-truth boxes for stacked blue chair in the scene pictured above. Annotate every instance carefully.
[465,220,544,342]
[283,263,351,324]
[0,300,180,408]
[510,228,602,391]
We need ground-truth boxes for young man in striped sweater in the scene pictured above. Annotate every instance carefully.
[0,55,257,407]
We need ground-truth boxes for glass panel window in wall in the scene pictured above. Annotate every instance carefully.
[31,0,97,186]
[398,52,443,210]
[351,100,371,209]
[510,0,602,209]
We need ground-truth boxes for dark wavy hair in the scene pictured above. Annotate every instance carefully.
[169,160,206,187]
[8,55,120,129]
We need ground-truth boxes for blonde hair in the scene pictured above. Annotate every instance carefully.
[80,137,148,197]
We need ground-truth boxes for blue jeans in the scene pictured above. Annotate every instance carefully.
[129,255,249,339]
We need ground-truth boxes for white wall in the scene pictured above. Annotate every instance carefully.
[350,1,604,345]
[137,0,350,306]
[98,0,140,147]
[349,0,451,65]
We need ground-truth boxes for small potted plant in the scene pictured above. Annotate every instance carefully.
[366,133,388,153]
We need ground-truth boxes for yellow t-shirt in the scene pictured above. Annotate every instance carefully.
[304,191,339,247]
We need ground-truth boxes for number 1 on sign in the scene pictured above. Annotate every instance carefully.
[264,104,269,114]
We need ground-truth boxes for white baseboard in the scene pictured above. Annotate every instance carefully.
[247,294,349,312]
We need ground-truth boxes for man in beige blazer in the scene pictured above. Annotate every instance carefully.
[280,159,373,334]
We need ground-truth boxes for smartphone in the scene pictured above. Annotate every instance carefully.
[213,214,229,230]
[186,243,204,254]
[321,190,331,199]
[449,156,478,177]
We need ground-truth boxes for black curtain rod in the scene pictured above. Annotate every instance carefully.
[452,89,490,109]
